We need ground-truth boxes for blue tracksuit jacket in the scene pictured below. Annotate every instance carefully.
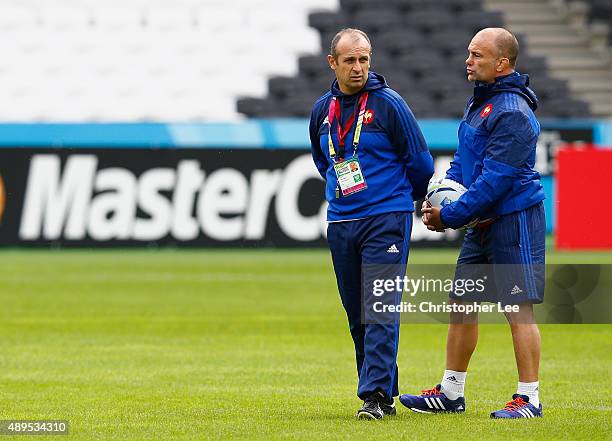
[309,72,434,221]
[441,72,546,229]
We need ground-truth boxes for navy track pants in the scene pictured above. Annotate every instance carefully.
[327,211,412,400]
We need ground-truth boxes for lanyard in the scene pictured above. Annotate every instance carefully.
[327,92,369,161]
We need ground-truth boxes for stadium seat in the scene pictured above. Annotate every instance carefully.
[369,53,400,74]
[439,0,485,13]
[399,51,447,79]
[144,5,195,29]
[236,97,274,118]
[269,76,301,100]
[516,55,549,73]
[530,78,572,101]
[417,75,472,100]
[458,10,505,34]
[308,11,347,35]
[298,54,331,78]
[340,0,396,14]
[381,69,417,92]
[0,0,594,121]
[398,0,483,11]
[437,95,470,118]
[351,8,405,35]
[373,29,423,57]
[0,0,334,121]
[538,97,591,118]
[429,30,474,56]
[283,95,320,117]
[583,0,612,46]
[406,96,438,118]
[0,5,38,29]
[403,9,456,34]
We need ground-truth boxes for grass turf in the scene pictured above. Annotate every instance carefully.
[0,248,610,440]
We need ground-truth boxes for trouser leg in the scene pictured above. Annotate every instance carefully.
[358,212,412,400]
[327,221,365,380]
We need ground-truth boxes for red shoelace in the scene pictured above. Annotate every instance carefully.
[503,396,527,411]
[420,387,441,396]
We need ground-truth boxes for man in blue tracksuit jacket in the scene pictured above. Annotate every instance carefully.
[402,28,546,419]
[309,28,434,419]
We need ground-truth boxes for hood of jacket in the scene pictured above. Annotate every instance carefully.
[473,71,538,110]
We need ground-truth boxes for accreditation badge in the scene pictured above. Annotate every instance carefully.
[333,157,367,196]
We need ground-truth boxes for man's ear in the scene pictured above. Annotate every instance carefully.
[327,54,337,71]
[496,57,509,72]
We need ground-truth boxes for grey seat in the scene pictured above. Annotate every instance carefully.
[236,98,283,118]
[403,9,455,34]
[373,29,423,57]
[458,10,504,34]
[308,12,347,35]
[298,55,331,78]
[352,8,406,34]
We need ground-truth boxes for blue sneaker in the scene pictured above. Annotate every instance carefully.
[490,394,543,419]
[399,384,465,413]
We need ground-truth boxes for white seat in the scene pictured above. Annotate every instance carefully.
[39,5,91,30]
[144,5,195,30]
[0,5,38,29]
[0,0,332,121]
[90,6,144,30]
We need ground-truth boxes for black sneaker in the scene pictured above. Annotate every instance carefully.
[380,399,397,416]
[357,399,383,420]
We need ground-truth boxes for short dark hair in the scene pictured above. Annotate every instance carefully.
[495,29,519,67]
[330,28,371,60]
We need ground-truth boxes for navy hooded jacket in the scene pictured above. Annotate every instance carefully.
[309,71,434,221]
[441,72,546,229]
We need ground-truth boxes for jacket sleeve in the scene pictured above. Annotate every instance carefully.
[387,96,434,200]
[440,110,536,229]
[445,98,472,184]
[309,107,328,180]
[445,149,463,184]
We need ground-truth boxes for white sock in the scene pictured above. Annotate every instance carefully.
[517,381,540,407]
[440,370,466,400]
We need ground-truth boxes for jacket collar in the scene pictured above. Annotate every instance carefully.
[330,71,388,97]
[473,71,538,110]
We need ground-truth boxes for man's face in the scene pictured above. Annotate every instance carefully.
[328,35,371,95]
[465,32,502,84]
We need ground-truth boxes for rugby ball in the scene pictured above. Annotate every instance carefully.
[426,178,467,209]
[425,178,478,229]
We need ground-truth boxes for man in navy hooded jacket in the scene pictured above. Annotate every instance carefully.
[309,28,434,419]
[402,28,546,420]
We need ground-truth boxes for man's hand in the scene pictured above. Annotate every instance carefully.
[421,201,446,232]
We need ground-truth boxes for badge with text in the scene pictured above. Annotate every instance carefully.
[333,157,367,196]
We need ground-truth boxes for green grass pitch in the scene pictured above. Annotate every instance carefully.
[0,247,610,440]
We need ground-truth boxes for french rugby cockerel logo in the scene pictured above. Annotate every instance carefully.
[480,104,493,118]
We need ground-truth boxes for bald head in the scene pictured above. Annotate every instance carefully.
[466,27,519,83]
[474,27,519,67]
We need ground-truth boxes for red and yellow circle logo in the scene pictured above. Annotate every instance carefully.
[480,104,493,118]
